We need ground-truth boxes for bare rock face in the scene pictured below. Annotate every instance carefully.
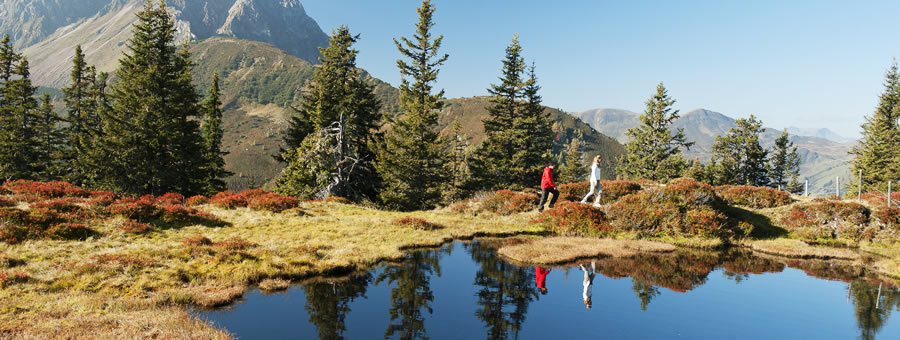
[3,0,328,87]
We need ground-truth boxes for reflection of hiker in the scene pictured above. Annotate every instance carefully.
[537,161,559,213]
[535,267,551,295]
[580,155,602,207]
[579,261,596,309]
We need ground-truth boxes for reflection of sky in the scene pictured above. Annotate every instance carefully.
[199,241,899,339]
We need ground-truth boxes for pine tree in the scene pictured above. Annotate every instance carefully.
[708,115,769,186]
[200,72,231,195]
[616,82,693,182]
[850,60,900,193]
[277,26,381,200]
[558,138,586,183]
[683,158,706,182]
[34,94,65,180]
[768,129,801,190]
[0,56,42,179]
[61,46,105,184]
[0,35,20,179]
[443,118,470,202]
[468,37,553,191]
[374,0,449,210]
[91,1,204,196]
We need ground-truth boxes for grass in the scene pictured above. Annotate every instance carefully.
[0,200,536,338]
[742,239,861,260]
[497,237,675,265]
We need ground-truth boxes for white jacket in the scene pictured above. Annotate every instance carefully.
[589,163,601,182]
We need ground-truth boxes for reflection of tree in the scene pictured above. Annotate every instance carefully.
[376,248,444,340]
[467,241,538,340]
[721,250,785,284]
[850,280,900,340]
[632,280,660,311]
[302,273,372,340]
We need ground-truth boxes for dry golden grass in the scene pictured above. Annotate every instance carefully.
[258,278,290,292]
[497,237,675,265]
[744,239,861,260]
[0,201,536,338]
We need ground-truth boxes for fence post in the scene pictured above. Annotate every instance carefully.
[858,170,862,202]
[890,181,893,208]
[804,180,808,197]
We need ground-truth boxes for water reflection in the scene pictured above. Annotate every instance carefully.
[200,240,900,339]
[302,274,371,340]
[467,241,539,340]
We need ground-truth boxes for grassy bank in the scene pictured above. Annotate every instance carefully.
[0,190,537,338]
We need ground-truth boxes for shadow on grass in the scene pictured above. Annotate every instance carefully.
[724,205,788,239]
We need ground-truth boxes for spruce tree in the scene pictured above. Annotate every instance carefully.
[443,118,470,202]
[708,115,769,186]
[616,82,693,182]
[92,1,204,196]
[683,158,706,182]
[200,72,231,194]
[374,0,449,210]
[468,37,553,191]
[849,60,900,193]
[1,57,41,179]
[35,94,65,180]
[558,137,586,183]
[768,129,801,190]
[277,26,381,200]
[61,46,103,184]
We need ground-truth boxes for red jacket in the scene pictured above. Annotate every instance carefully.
[535,267,551,289]
[541,167,556,189]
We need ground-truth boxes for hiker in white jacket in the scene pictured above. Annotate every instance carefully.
[581,155,603,206]
[580,260,596,309]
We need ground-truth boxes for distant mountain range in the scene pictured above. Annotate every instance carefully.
[575,108,855,196]
[4,0,328,88]
[785,126,857,144]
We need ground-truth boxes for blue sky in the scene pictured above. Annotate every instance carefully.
[303,0,900,138]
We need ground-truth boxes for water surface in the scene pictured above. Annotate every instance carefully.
[200,240,900,339]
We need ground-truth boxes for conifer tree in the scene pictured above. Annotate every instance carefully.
[0,57,41,179]
[443,118,470,202]
[683,158,706,182]
[468,37,553,191]
[277,26,381,200]
[616,82,693,182]
[768,129,801,190]
[849,60,900,193]
[200,72,230,194]
[374,0,449,210]
[61,46,104,184]
[35,94,65,180]
[0,35,20,178]
[558,138,586,183]
[708,115,769,186]
[92,1,204,195]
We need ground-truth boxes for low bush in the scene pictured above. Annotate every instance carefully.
[479,190,538,215]
[209,191,245,209]
[1,180,89,201]
[0,271,29,287]
[531,201,608,236]
[215,237,254,251]
[558,180,643,203]
[449,201,474,214]
[156,192,185,205]
[185,195,209,206]
[116,219,151,234]
[780,199,870,242]
[0,197,15,207]
[392,217,442,231]
[873,206,900,228]
[159,204,198,224]
[46,223,96,240]
[183,234,213,247]
[248,193,300,213]
[29,198,82,213]
[715,185,793,209]
[860,192,900,205]
[108,196,159,221]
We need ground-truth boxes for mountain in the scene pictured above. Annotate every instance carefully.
[785,126,856,144]
[5,0,329,88]
[574,108,853,196]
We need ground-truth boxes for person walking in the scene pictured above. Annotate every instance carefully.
[538,161,559,213]
[581,155,603,207]
[579,260,596,309]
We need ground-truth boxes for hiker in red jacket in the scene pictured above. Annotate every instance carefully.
[535,266,551,295]
[538,161,559,213]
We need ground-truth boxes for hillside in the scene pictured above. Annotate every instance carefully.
[190,37,398,190]
[12,0,329,88]
[440,97,625,180]
[575,108,854,195]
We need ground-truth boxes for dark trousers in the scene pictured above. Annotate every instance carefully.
[538,187,559,212]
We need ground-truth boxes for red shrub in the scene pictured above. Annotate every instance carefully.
[780,199,870,242]
[29,198,82,213]
[156,192,185,205]
[874,206,900,228]
[46,223,95,240]
[215,237,254,251]
[392,217,441,230]
[248,193,300,213]
[0,197,15,208]
[479,190,538,215]
[209,191,247,209]
[108,197,158,221]
[186,195,209,206]
[715,185,793,209]
[183,234,213,247]
[683,208,730,238]
[531,201,608,236]
[558,182,591,201]
[85,191,118,209]
[557,180,644,204]
[159,204,198,224]
[27,207,64,228]
[0,271,29,287]
[1,180,89,201]
[116,219,151,234]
